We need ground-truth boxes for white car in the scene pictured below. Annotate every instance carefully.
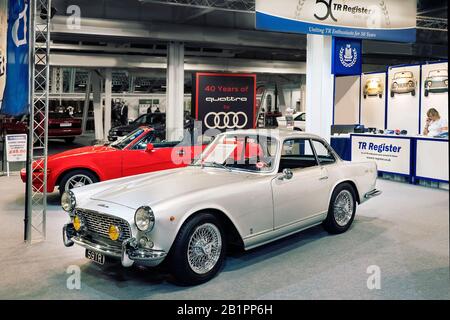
[62,129,380,285]
[277,112,306,131]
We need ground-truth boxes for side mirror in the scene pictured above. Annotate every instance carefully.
[145,143,154,153]
[279,168,293,180]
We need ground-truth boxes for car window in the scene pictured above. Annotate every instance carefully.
[311,140,336,165]
[295,113,306,121]
[131,131,158,150]
[279,139,317,172]
[110,128,145,149]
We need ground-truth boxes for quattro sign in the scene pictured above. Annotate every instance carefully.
[255,0,416,42]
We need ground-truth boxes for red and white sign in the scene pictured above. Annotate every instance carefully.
[6,134,27,162]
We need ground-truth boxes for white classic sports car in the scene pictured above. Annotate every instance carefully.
[277,112,306,131]
[62,129,381,285]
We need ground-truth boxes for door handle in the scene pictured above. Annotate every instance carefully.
[319,176,329,180]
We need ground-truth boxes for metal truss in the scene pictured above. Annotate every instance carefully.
[416,16,448,32]
[139,0,255,13]
[25,0,52,243]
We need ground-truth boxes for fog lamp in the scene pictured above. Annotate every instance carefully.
[108,225,121,241]
[73,215,82,231]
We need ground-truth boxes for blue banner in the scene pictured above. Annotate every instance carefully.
[331,37,362,76]
[0,0,29,116]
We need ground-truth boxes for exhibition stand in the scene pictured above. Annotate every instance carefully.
[331,133,449,186]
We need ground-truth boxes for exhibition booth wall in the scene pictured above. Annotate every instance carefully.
[332,60,448,187]
[333,60,448,135]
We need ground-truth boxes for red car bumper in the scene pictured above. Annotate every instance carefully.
[20,168,55,193]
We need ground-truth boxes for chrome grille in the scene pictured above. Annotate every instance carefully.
[76,209,131,242]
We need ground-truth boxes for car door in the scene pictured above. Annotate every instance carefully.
[271,138,330,229]
[121,130,182,177]
[294,113,306,131]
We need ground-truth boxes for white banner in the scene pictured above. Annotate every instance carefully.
[256,0,416,42]
[6,134,27,162]
[351,135,411,175]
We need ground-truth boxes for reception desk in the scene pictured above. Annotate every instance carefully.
[331,133,449,185]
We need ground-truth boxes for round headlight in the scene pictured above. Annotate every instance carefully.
[134,206,155,232]
[392,82,398,88]
[61,191,76,212]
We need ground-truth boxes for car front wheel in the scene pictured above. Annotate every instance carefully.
[323,183,356,234]
[168,213,226,286]
[59,169,99,196]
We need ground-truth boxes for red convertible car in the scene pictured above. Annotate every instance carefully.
[20,127,206,195]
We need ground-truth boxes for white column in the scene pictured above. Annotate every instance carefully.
[305,34,334,141]
[81,71,91,134]
[104,68,112,139]
[92,71,104,141]
[166,42,185,141]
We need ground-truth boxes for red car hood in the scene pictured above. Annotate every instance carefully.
[48,145,118,161]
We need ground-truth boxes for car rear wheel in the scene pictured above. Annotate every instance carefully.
[168,213,226,286]
[59,169,99,196]
[411,90,416,96]
[323,183,356,234]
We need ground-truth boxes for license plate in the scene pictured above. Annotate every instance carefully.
[60,123,72,127]
[85,249,105,265]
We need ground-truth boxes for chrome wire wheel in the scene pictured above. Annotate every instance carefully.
[333,190,354,227]
[187,223,222,275]
[64,174,94,191]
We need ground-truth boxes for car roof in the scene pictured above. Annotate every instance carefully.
[219,129,325,141]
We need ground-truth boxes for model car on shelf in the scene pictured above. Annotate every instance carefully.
[390,71,417,97]
[276,112,306,131]
[363,78,383,98]
[108,112,166,141]
[21,127,206,195]
[424,69,448,97]
[62,129,381,285]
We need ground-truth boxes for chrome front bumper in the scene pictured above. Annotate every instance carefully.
[63,223,167,267]
[364,189,382,200]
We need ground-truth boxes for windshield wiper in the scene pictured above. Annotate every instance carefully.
[201,161,231,171]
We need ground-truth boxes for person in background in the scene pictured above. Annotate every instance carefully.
[423,108,448,137]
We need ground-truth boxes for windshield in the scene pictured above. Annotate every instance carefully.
[367,78,381,83]
[110,128,145,149]
[429,70,448,77]
[134,113,165,125]
[193,133,278,172]
[394,72,413,79]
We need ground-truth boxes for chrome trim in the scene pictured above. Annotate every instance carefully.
[364,189,382,199]
[63,224,167,267]
[72,236,123,257]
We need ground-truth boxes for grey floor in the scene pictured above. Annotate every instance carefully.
[0,175,448,299]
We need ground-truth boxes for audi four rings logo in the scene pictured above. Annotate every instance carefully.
[204,112,248,129]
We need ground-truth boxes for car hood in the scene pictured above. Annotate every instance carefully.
[426,76,448,81]
[48,145,117,161]
[110,123,138,133]
[88,167,249,210]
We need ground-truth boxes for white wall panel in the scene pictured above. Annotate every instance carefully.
[420,62,448,135]
[360,72,386,130]
[387,65,421,134]
[334,75,360,125]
